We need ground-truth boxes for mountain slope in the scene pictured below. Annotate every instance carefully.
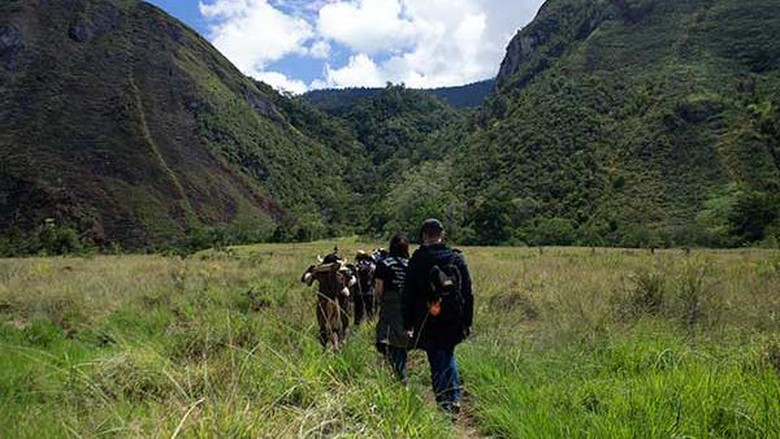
[303,79,494,113]
[0,0,354,250]
[308,85,467,233]
[457,0,780,247]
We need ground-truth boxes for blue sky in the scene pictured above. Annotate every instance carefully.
[145,1,207,34]
[143,0,545,93]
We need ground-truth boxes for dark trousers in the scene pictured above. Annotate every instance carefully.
[381,345,408,382]
[354,293,375,325]
[426,348,461,411]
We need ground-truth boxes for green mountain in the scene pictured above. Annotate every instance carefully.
[2,0,779,253]
[455,0,780,247]
[303,80,494,113]
[331,85,467,232]
[294,84,467,234]
[0,0,356,252]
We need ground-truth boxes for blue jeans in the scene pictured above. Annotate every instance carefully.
[426,348,461,410]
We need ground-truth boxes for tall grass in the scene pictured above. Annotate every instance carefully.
[1,244,779,437]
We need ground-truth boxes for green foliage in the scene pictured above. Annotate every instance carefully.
[314,84,469,238]
[377,162,464,240]
[454,0,780,247]
[0,220,95,257]
[303,80,493,112]
[727,191,780,245]
[3,0,780,252]
[532,217,578,246]
[0,0,353,253]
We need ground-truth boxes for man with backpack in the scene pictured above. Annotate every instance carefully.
[404,219,474,413]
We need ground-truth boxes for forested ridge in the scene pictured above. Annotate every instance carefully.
[456,0,780,247]
[1,0,779,255]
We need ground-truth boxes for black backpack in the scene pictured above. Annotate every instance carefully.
[426,253,464,323]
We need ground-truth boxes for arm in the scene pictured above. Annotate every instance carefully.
[457,255,474,329]
[301,265,315,286]
[403,258,418,331]
[373,262,385,303]
[374,279,384,303]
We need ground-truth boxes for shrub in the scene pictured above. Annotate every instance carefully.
[628,268,666,315]
[673,258,719,330]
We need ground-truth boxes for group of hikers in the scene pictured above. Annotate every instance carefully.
[301,219,474,413]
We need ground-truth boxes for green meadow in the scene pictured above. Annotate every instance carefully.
[1,242,779,438]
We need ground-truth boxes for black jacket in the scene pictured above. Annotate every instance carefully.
[403,243,473,350]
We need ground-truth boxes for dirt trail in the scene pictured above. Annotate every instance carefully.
[454,408,490,438]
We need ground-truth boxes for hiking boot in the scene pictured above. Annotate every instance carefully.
[440,401,460,415]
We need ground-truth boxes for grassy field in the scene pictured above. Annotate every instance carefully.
[1,241,779,438]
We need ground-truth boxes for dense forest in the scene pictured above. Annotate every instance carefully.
[455,0,780,248]
[1,0,778,255]
[302,80,493,112]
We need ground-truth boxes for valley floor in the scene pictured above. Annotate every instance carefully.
[1,243,779,437]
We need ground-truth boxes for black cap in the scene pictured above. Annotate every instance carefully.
[421,218,444,236]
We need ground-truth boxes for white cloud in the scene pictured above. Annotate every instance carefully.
[270,0,329,15]
[322,54,386,88]
[199,0,547,92]
[199,0,313,71]
[253,70,309,94]
[317,0,417,54]
[314,0,546,89]
[308,40,331,59]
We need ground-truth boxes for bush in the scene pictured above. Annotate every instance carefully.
[628,268,666,315]
[532,217,577,246]
[673,258,720,330]
[0,220,95,257]
[728,191,780,245]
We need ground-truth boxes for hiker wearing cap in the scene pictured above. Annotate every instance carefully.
[301,252,355,351]
[404,219,474,413]
[374,234,412,382]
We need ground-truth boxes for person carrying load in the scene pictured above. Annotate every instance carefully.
[301,252,356,351]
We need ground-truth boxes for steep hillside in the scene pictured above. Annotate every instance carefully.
[0,0,355,251]
[457,0,780,247]
[3,0,778,252]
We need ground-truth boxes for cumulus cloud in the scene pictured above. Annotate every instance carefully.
[308,40,331,59]
[322,54,387,88]
[200,0,546,92]
[317,0,417,54]
[253,70,309,94]
[317,0,547,89]
[199,0,313,74]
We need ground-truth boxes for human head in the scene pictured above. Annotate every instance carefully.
[355,250,370,261]
[388,234,410,258]
[420,218,444,244]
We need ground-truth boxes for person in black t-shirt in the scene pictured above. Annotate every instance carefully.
[374,235,411,382]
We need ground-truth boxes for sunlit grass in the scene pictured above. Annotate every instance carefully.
[1,244,779,437]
